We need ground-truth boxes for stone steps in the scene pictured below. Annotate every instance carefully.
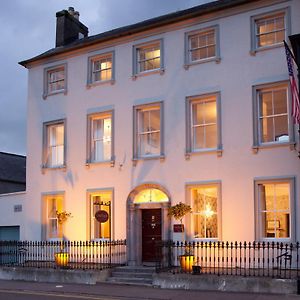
[107,266,155,286]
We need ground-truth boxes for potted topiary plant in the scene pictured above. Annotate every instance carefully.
[54,210,72,267]
[168,202,194,272]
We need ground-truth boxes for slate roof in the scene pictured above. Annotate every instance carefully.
[19,0,258,67]
[0,152,26,183]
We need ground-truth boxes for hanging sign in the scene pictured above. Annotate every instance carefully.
[95,210,109,223]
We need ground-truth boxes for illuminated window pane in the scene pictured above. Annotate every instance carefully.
[192,185,218,239]
[46,195,63,239]
[137,44,161,73]
[92,55,112,82]
[191,97,217,150]
[189,29,216,62]
[134,188,168,204]
[256,14,285,48]
[47,123,64,167]
[90,192,112,240]
[137,107,161,157]
[258,86,289,144]
[91,116,112,162]
[258,182,290,239]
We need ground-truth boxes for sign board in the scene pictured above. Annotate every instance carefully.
[95,210,109,223]
[173,224,184,233]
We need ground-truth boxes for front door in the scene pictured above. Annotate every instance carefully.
[142,209,162,262]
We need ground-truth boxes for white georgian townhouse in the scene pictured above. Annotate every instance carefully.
[19,0,300,265]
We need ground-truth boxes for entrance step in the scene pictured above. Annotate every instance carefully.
[106,266,155,286]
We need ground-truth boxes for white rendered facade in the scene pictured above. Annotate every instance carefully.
[22,0,300,264]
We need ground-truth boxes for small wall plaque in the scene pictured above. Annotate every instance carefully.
[14,204,22,212]
[173,224,184,233]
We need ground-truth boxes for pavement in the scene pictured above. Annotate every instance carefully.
[0,280,299,300]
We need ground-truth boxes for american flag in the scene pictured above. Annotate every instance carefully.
[284,42,300,124]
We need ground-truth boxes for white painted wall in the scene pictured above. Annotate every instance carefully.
[0,192,25,233]
[24,0,300,243]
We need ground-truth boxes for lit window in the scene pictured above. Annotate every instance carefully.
[44,194,64,240]
[190,184,220,239]
[133,40,163,76]
[189,29,216,62]
[253,83,292,147]
[88,52,114,85]
[134,188,168,204]
[87,112,113,163]
[134,103,163,159]
[89,190,112,240]
[255,178,294,240]
[186,93,221,155]
[256,14,285,48]
[43,64,67,98]
[251,9,289,53]
[43,120,65,168]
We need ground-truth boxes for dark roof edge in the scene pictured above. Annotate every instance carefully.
[19,0,256,67]
[0,152,26,158]
[0,178,26,184]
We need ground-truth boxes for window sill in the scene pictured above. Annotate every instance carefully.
[252,141,296,154]
[41,165,66,174]
[132,68,165,80]
[185,148,223,159]
[184,56,221,69]
[132,154,165,166]
[86,79,115,89]
[43,89,67,100]
[86,159,115,168]
[250,42,283,56]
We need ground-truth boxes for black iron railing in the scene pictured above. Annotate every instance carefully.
[156,241,300,279]
[0,240,126,270]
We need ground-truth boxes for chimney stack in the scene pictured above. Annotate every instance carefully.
[55,7,88,47]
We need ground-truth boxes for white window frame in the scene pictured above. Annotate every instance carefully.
[43,63,67,99]
[254,177,295,242]
[186,93,222,158]
[87,51,115,87]
[252,81,295,152]
[186,181,222,241]
[87,188,113,241]
[42,119,66,169]
[184,25,220,68]
[132,39,164,78]
[250,8,290,54]
[86,110,114,165]
[41,192,65,241]
[133,102,164,160]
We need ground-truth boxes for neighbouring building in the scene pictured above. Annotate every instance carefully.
[0,152,25,194]
[19,0,300,265]
[0,152,26,240]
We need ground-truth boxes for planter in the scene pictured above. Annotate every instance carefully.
[179,255,194,273]
[55,252,69,267]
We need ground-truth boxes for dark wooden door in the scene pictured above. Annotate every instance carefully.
[142,209,162,262]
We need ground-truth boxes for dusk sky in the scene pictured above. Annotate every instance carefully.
[0,0,213,156]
